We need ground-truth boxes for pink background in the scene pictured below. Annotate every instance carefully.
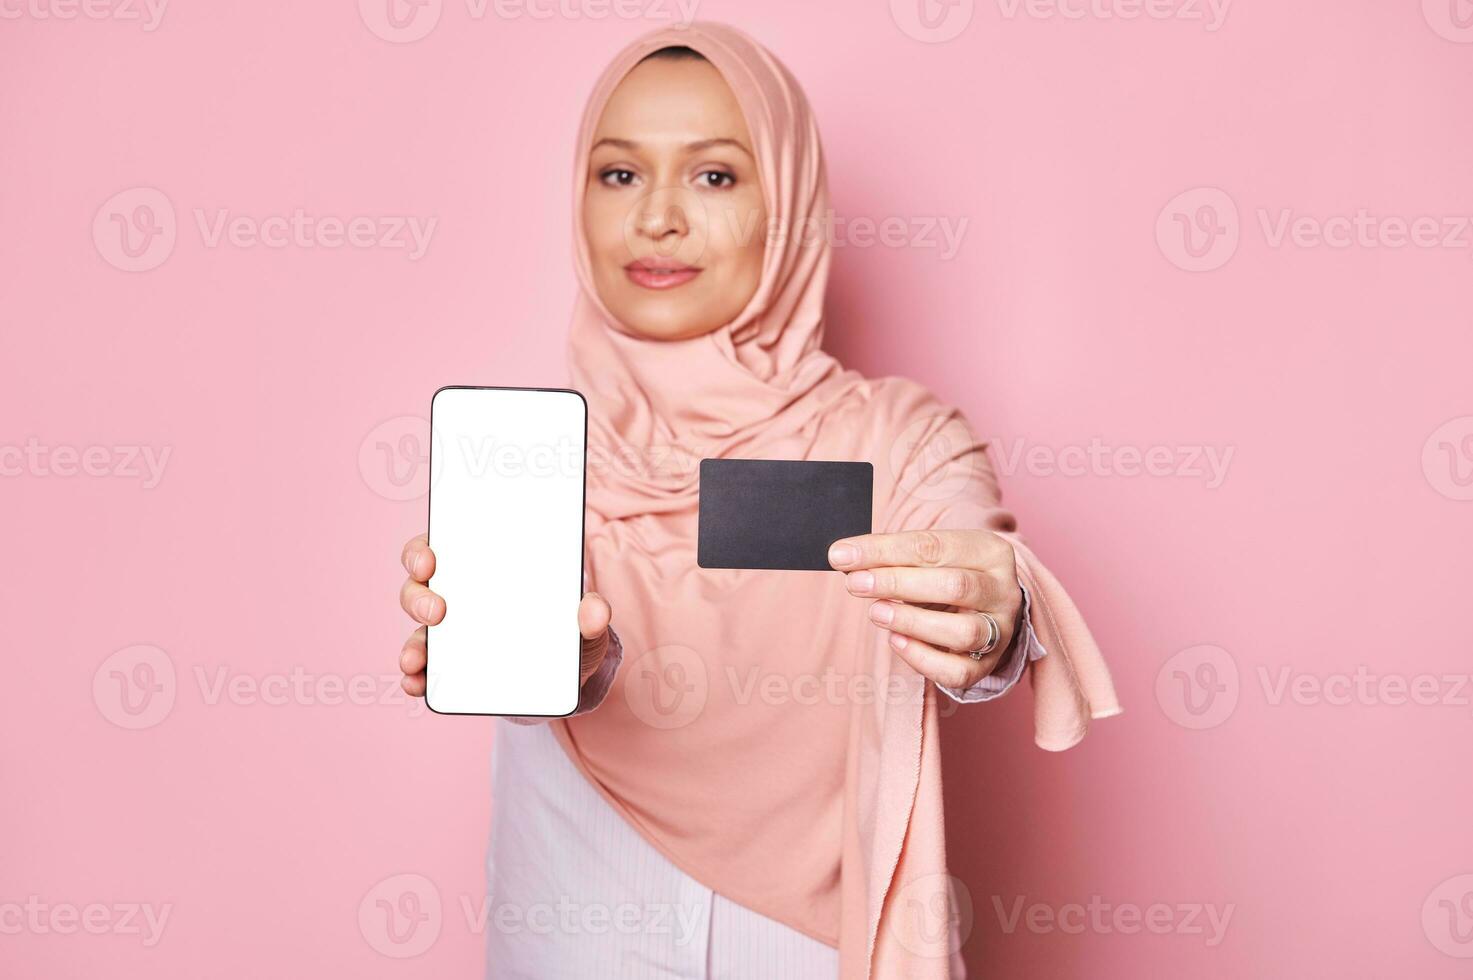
[4,1,1472,976]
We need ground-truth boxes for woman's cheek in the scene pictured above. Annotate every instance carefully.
[714,200,766,275]
[721,198,763,253]
[583,195,625,268]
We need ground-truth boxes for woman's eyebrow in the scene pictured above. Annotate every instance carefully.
[591,137,753,158]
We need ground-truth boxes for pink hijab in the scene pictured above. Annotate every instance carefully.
[552,22,1120,977]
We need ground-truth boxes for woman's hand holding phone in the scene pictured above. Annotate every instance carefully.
[396,532,614,698]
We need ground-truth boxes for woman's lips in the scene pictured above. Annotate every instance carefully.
[624,259,702,290]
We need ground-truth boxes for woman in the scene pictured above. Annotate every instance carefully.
[397,22,1119,979]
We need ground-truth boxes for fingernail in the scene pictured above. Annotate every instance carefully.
[415,595,436,622]
[409,551,423,578]
[829,543,858,568]
[889,632,908,650]
[847,571,874,593]
[869,602,893,625]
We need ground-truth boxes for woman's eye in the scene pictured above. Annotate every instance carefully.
[600,169,637,187]
[698,171,735,189]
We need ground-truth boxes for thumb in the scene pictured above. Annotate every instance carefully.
[578,591,612,682]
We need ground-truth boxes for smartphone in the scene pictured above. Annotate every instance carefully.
[425,386,587,717]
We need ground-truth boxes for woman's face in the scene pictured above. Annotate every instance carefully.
[582,55,767,341]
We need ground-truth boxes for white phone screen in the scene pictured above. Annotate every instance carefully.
[426,386,586,716]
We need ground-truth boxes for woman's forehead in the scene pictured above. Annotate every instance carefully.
[592,57,752,149]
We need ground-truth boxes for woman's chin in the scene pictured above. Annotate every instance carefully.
[611,299,727,342]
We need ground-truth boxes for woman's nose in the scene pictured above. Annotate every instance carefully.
[632,186,692,241]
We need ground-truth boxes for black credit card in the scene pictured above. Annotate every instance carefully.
[697,458,874,571]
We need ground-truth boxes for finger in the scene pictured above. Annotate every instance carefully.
[401,533,436,583]
[886,630,1000,691]
[400,626,427,676]
[399,578,445,625]
[868,600,1014,657]
[844,565,997,609]
[829,529,1006,572]
[578,591,612,682]
[401,671,426,697]
[578,591,612,640]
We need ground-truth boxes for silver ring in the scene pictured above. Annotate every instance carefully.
[967,612,1000,660]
